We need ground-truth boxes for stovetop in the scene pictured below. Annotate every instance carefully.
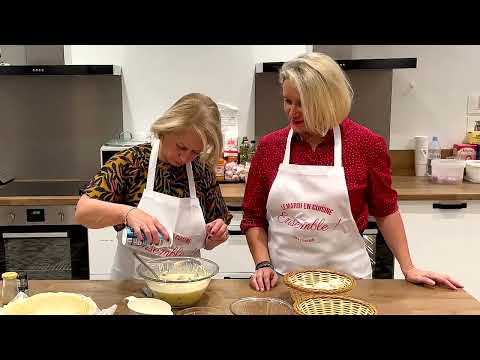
[0,181,88,197]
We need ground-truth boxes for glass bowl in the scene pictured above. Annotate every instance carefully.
[176,306,226,315]
[136,256,219,308]
[229,297,295,315]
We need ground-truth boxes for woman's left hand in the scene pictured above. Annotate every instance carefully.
[204,219,229,250]
[404,267,463,290]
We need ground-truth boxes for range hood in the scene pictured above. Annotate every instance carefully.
[256,58,417,73]
[0,45,120,75]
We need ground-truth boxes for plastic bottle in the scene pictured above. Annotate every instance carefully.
[426,136,441,176]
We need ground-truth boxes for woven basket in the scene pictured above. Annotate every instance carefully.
[293,295,378,315]
[284,269,356,300]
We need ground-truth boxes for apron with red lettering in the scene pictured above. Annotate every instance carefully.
[266,126,372,278]
[111,138,207,280]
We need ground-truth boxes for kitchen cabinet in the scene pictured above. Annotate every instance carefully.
[201,206,254,279]
[88,227,117,280]
[394,200,480,300]
[201,233,254,279]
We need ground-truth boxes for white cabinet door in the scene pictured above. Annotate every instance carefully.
[201,233,255,276]
[88,227,117,279]
[395,200,480,300]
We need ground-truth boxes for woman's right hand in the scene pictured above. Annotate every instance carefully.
[250,267,278,292]
[125,207,169,245]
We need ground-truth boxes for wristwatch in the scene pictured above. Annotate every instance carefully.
[255,261,274,271]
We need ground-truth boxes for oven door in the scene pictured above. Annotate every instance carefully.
[363,220,394,279]
[0,225,89,280]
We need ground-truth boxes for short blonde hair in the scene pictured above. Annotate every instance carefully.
[279,52,353,135]
[151,93,222,169]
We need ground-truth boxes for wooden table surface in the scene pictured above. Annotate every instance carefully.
[21,279,480,315]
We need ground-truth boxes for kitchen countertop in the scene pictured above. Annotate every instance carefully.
[221,176,480,203]
[1,176,480,206]
[20,279,480,315]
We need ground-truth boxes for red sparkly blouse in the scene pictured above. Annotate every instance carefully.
[240,118,399,234]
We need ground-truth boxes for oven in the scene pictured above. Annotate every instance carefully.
[0,204,89,280]
[363,217,394,279]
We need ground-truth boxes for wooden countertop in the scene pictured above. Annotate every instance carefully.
[21,279,480,315]
[392,176,480,201]
[220,176,480,203]
[0,196,79,206]
[1,176,480,206]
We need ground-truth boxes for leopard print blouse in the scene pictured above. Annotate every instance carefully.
[81,143,232,229]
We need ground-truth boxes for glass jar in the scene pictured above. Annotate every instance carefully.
[1,272,18,305]
[16,271,29,295]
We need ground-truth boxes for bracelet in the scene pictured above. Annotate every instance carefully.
[123,206,137,226]
[255,261,274,271]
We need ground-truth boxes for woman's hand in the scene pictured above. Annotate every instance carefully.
[125,208,169,245]
[250,267,278,292]
[204,219,229,250]
[404,267,463,290]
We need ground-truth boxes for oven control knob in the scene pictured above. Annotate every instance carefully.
[8,212,15,224]
[58,211,65,222]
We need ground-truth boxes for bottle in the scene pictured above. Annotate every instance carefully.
[426,136,442,176]
[17,271,29,295]
[248,140,256,162]
[215,158,225,182]
[125,226,165,243]
[239,137,250,165]
[475,121,480,131]
[1,272,18,305]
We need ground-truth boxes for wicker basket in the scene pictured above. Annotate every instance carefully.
[284,269,356,300]
[293,295,378,315]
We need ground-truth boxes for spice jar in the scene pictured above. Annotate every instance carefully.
[1,272,18,305]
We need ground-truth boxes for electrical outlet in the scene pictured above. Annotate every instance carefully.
[467,94,480,115]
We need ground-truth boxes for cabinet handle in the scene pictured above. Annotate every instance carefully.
[229,230,243,236]
[432,203,467,210]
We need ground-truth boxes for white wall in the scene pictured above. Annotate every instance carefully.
[352,45,480,149]
[68,45,309,141]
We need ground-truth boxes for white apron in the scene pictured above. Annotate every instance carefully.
[266,126,372,278]
[111,138,207,280]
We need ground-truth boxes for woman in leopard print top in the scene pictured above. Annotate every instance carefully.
[75,93,232,277]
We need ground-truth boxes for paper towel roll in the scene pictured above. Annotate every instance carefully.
[415,163,427,176]
[414,136,429,149]
[414,136,429,166]
[415,149,428,164]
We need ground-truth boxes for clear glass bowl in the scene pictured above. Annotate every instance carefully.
[136,256,219,308]
[230,297,295,315]
[176,306,226,315]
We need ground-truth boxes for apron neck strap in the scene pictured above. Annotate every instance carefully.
[146,138,160,192]
[146,138,197,198]
[185,162,196,199]
[333,125,342,167]
[283,126,342,167]
[283,128,295,164]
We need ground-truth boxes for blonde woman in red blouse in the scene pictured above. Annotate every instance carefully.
[241,52,462,292]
